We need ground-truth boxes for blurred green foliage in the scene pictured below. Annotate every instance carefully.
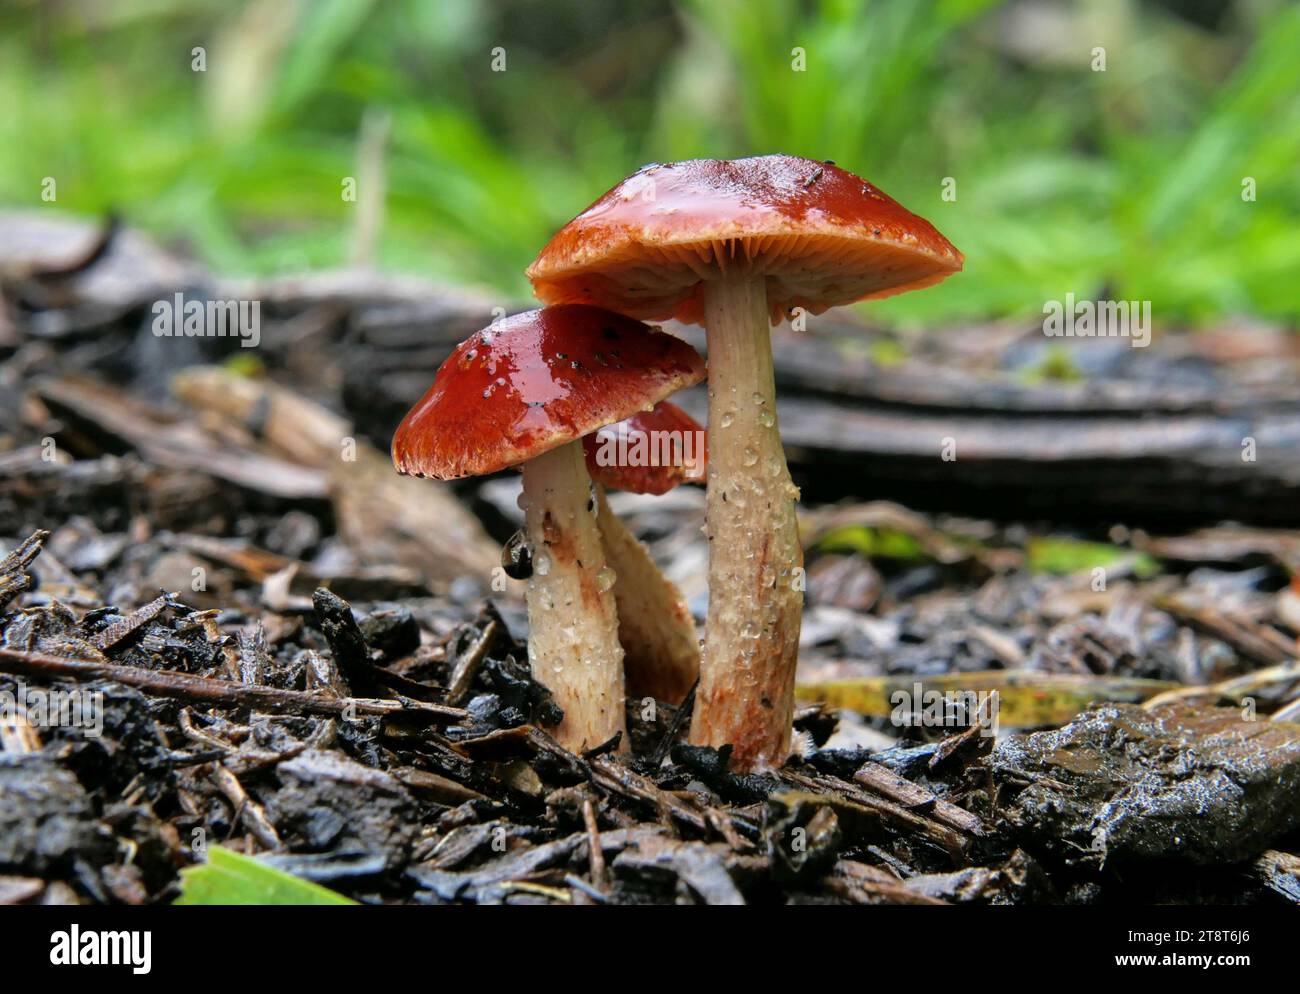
[1025,537,1159,577]
[1,0,1296,326]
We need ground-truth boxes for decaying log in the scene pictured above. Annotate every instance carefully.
[341,309,1300,525]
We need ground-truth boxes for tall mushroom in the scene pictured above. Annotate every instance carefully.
[528,156,962,770]
[584,400,706,705]
[391,305,705,753]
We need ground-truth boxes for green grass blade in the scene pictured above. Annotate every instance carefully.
[176,847,357,906]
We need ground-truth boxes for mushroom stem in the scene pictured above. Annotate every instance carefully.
[691,275,803,771]
[521,441,626,752]
[594,485,699,705]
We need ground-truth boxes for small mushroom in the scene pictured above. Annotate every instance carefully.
[583,400,707,706]
[529,156,962,770]
[391,306,705,753]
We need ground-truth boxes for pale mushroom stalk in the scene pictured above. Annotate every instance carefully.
[528,156,963,772]
[695,275,802,768]
[594,484,699,705]
[520,443,626,752]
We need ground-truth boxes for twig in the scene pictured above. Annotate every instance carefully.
[212,765,282,851]
[0,647,467,724]
[564,874,610,903]
[0,530,49,610]
[582,798,607,891]
[590,756,707,833]
[782,769,972,860]
[1155,594,1295,666]
[91,592,174,653]
[1272,696,1300,724]
[447,617,499,705]
[650,679,698,768]
[853,760,986,837]
[177,707,236,752]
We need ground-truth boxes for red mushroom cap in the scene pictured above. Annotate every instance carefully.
[391,306,706,480]
[583,400,707,496]
[527,155,963,325]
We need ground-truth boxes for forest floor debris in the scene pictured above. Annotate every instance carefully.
[3,214,1299,904]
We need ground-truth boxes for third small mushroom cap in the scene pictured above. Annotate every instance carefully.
[584,400,707,705]
[526,154,963,324]
[584,399,707,496]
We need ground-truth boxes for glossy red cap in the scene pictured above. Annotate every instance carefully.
[527,155,963,325]
[392,306,706,480]
[583,400,707,495]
